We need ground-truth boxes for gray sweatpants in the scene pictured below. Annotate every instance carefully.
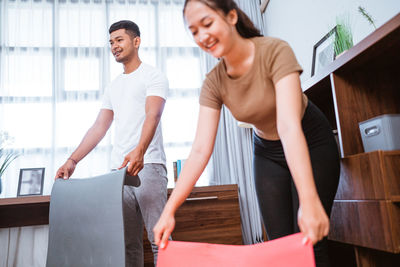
[123,163,168,267]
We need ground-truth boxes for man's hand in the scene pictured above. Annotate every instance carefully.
[55,159,77,180]
[119,147,144,176]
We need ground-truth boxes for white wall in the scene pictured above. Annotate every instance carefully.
[262,0,400,82]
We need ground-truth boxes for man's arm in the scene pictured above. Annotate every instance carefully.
[119,96,166,176]
[55,109,114,179]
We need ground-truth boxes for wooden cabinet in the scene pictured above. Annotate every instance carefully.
[144,184,242,266]
[0,195,50,228]
[0,185,242,267]
[303,13,400,266]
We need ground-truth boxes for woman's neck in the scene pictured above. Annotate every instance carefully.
[223,37,255,79]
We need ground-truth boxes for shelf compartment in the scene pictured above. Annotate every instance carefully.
[336,150,400,200]
[331,70,400,157]
[329,200,400,253]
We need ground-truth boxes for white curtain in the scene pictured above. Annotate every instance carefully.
[0,0,203,266]
[0,0,204,196]
[208,0,266,245]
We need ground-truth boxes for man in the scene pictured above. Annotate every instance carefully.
[55,20,169,267]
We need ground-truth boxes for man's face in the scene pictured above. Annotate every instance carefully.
[109,29,139,63]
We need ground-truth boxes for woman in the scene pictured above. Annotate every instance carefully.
[154,0,340,266]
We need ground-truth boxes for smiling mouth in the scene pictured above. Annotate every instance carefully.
[204,40,217,50]
[203,39,218,50]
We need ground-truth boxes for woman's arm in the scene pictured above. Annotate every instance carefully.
[153,105,221,248]
[275,72,329,245]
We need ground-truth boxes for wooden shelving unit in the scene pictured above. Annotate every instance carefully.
[304,13,400,266]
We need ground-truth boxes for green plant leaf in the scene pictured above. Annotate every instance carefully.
[0,151,19,178]
[334,16,353,56]
[358,6,377,29]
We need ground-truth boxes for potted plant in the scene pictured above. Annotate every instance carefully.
[0,131,19,194]
[358,6,377,30]
[334,15,353,57]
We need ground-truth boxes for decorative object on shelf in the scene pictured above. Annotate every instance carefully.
[311,27,337,76]
[0,131,19,194]
[173,159,186,182]
[358,6,377,29]
[359,114,400,152]
[17,167,45,196]
[260,0,270,13]
[334,15,353,57]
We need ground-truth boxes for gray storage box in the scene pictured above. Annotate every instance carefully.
[359,114,400,152]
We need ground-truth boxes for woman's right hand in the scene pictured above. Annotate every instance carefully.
[153,210,176,249]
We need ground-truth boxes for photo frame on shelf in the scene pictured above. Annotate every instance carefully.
[311,26,337,76]
[17,167,45,196]
[260,0,270,13]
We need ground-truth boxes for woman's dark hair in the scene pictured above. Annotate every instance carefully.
[183,0,262,38]
[109,20,141,38]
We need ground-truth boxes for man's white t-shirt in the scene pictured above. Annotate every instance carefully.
[101,63,169,169]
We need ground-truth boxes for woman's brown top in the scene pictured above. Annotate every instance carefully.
[199,36,304,140]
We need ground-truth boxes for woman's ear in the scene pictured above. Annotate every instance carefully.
[226,9,238,25]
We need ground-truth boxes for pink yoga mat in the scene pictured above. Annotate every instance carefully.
[157,233,315,267]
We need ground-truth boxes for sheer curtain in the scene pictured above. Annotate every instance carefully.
[208,0,266,245]
[0,0,203,266]
[0,0,203,196]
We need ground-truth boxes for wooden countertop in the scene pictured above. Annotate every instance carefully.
[0,184,238,228]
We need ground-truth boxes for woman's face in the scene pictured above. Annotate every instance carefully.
[184,1,237,58]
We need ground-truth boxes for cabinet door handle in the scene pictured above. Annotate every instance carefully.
[186,196,218,201]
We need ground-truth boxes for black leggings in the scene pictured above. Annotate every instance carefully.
[253,101,340,267]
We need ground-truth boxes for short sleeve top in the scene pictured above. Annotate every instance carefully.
[199,37,303,137]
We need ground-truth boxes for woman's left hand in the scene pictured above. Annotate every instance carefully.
[297,200,329,245]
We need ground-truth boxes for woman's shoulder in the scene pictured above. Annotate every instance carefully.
[204,60,224,85]
[252,36,291,52]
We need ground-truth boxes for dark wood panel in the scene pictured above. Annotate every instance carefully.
[384,152,400,199]
[387,202,400,253]
[143,185,242,266]
[328,240,357,267]
[329,200,399,253]
[355,246,400,267]
[173,197,242,244]
[0,196,50,228]
[336,151,400,200]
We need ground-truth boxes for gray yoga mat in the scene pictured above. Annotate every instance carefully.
[46,168,140,267]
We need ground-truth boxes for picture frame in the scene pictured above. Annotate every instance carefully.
[260,0,270,13]
[17,167,45,196]
[311,27,337,76]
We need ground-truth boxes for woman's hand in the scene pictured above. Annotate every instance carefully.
[298,200,329,245]
[153,210,176,249]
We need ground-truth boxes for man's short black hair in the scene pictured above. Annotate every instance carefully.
[109,20,140,38]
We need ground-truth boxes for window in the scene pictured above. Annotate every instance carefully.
[0,0,207,197]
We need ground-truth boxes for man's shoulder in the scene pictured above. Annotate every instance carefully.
[141,63,165,77]
[107,73,124,87]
